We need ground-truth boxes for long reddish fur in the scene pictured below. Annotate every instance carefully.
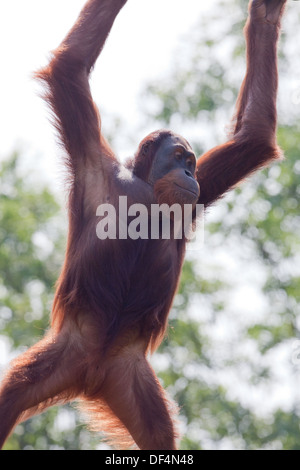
[0,0,286,450]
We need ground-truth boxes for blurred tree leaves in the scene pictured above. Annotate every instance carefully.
[143,0,300,450]
[0,154,98,450]
[0,153,61,345]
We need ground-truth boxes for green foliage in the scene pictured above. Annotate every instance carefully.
[145,0,300,450]
[0,154,99,449]
[0,154,60,345]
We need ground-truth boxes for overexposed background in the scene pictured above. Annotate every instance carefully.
[0,0,218,175]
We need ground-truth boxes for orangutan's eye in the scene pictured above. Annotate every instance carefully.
[174,151,183,161]
[186,156,195,171]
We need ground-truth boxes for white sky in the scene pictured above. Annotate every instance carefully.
[0,0,217,180]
